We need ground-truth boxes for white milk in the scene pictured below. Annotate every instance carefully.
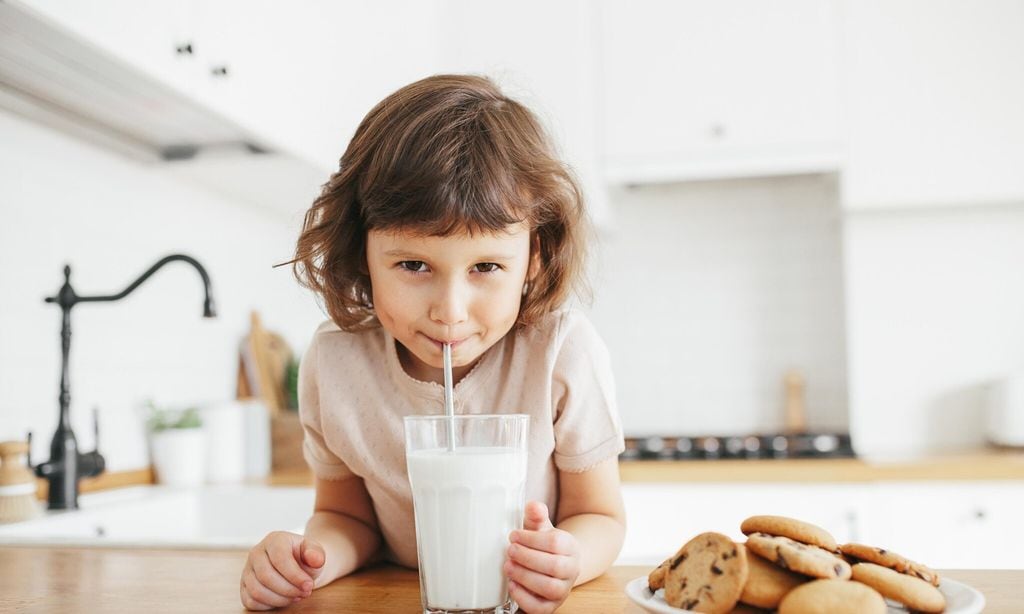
[407,446,528,611]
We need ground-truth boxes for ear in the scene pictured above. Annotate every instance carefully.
[527,233,542,282]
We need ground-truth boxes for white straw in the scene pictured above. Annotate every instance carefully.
[443,342,456,452]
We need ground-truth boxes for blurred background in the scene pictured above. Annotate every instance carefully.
[1,0,1023,476]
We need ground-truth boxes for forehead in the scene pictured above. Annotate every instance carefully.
[368,223,530,255]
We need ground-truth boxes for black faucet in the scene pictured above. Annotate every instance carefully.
[31,254,216,510]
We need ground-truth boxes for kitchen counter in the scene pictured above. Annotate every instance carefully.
[617,450,1024,482]
[56,449,1024,498]
[0,547,1017,613]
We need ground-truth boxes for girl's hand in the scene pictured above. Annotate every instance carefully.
[504,501,581,614]
[240,531,325,610]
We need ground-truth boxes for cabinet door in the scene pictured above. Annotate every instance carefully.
[619,483,862,565]
[432,0,609,226]
[841,0,1024,208]
[859,481,1024,569]
[15,0,201,97]
[190,0,438,171]
[600,0,842,184]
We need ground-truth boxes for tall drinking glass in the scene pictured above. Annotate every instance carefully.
[404,414,529,614]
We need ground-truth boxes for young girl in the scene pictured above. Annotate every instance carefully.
[240,74,626,613]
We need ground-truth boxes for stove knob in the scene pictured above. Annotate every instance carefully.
[641,436,665,459]
[699,437,721,459]
[675,437,695,459]
[770,435,789,457]
[724,437,745,457]
[743,436,762,458]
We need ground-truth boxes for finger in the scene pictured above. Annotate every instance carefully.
[253,554,310,598]
[504,559,566,602]
[300,539,326,570]
[240,578,275,611]
[239,585,274,612]
[507,542,577,580]
[266,540,315,589]
[508,578,554,614]
[522,501,553,531]
[510,528,574,555]
[242,567,296,608]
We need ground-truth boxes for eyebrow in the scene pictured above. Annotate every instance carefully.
[383,249,517,261]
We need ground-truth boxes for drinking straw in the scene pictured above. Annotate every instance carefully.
[443,342,456,452]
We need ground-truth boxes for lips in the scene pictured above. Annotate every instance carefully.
[425,335,467,349]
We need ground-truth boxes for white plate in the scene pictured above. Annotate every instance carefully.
[624,575,985,614]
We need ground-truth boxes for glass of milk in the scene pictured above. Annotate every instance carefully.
[404,414,529,614]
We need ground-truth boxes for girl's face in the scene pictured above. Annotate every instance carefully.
[366,223,536,385]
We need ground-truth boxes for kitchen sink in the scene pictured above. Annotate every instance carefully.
[0,484,314,549]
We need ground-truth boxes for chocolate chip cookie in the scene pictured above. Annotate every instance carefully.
[778,579,887,614]
[740,549,807,609]
[663,532,749,614]
[851,562,946,613]
[745,533,851,580]
[840,542,941,587]
[740,515,838,553]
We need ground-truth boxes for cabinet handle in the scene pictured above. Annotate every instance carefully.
[175,42,194,56]
[211,65,230,77]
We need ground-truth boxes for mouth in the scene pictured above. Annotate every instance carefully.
[425,335,467,350]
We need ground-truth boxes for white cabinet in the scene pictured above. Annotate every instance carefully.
[859,481,1024,569]
[432,0,609,226]
[620,480,1024,569]
[619,483,862,565]
[841,0,1024,209]
[15,0,202,99]
[12,0,437,177]
[599,0,843,185]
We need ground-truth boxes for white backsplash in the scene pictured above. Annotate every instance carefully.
[0,110,325,471]
[587,174,849,436]
[843,203,1024,456]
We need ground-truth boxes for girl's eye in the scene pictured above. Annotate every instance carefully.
[398,260,428,273]
[474,263,502,273]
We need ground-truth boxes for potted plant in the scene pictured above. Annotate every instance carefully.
[145,401,205,487]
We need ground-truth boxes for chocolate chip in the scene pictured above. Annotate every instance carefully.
[670,553,688,570]
[834,564,844,576]
[711,564,723,575]
[776,550,790,570]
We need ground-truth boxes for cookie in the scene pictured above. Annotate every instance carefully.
[745,533,851,580]
[777,579,887,614]
[663,532,749,613]
[648,556,670,591]
[851,562,946,613]
[740,549,807,609]
[840,542,941,587]
[740,515,838,552]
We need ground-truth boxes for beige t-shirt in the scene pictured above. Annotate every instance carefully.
[298,308,625,568]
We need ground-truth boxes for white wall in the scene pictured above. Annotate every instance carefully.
[844,203,1024,456]
[588,174,849,436]
[0,111,326,471]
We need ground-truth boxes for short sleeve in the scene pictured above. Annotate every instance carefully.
[298,329,354,481]
[550,312,625,473]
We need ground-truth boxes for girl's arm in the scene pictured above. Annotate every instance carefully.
[554,456,627,585]
[305,475,383,587]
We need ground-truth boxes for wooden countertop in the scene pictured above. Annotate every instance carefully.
[0,547,1017,613]
[50,449,1024,498]
[617,450,1024,482]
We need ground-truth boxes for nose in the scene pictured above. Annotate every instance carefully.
[429,277,469,328]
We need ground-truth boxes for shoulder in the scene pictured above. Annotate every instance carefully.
[306,319,389,360]
[515,308,608,363]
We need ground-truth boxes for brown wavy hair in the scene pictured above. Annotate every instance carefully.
[287,74,590,332]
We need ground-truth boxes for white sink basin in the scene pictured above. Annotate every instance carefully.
[0,484,314,549]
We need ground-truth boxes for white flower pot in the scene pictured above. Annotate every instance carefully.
[151,429,206,487]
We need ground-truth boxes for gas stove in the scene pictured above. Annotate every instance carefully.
[619,432,855,461]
